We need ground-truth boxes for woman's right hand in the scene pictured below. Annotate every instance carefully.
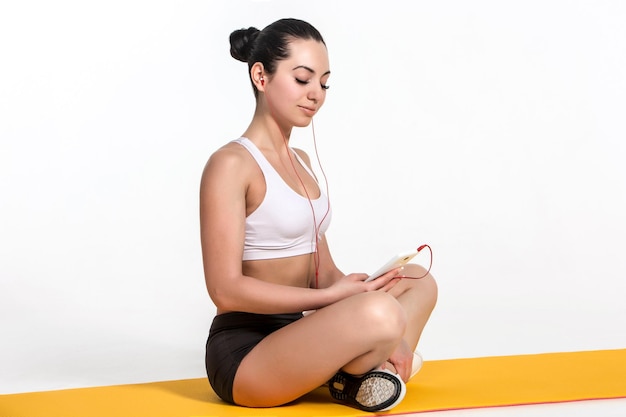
[328,268,402,301]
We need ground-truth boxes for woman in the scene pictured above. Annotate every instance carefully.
[200,18,437,412]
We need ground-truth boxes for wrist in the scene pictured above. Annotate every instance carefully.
[314,286,338,309]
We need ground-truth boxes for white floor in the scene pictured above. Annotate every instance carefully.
[395,398,626,417]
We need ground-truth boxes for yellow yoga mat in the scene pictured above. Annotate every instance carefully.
[2,349,625,417]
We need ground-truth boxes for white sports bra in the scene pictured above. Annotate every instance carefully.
[234,137,332,261]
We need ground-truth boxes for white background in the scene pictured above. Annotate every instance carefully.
[1,0,625,394]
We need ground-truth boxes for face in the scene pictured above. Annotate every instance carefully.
[261,39,330,128]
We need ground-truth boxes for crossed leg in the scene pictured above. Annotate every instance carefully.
[232,267,437,407]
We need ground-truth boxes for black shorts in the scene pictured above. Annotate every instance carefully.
[205,311,303,404]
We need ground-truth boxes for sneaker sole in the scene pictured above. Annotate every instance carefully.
[329,369,406,412]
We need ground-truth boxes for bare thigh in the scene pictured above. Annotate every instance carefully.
[232,291,406,407]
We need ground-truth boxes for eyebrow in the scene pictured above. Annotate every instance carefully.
[292,65,331,76]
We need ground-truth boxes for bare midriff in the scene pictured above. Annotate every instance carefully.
[242,253,316,288]
[214,252,317,315]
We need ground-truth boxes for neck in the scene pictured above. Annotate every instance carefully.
[244,102,293,151]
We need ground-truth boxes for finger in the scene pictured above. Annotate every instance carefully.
[401,359,411,382]
[374,268,403,287]
[380,277,401,292]
[370,268,401,286]
[399,367,410,383]
[372,276,399,291]
[351,273,369,282]
[390,358,410,382]
[387,359,408,382]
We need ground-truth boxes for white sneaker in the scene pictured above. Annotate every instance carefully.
[409,351,423,380]
[329,368,406,412]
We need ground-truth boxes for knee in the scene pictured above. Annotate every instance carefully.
[404,264,438,308]
[354,292,407,342]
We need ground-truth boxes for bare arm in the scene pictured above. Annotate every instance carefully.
[200,145,343,314]
[200,145,400,314]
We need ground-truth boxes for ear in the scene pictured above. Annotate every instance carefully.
[250,62,266,91]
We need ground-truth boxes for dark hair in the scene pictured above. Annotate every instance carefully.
[229,18,326,96]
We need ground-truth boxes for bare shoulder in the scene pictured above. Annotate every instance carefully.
[201,142,253,189]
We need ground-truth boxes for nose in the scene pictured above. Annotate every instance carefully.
[307,84,323,103]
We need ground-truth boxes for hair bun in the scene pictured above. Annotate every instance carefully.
[229,27,260,62]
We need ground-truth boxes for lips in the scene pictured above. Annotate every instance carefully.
[298,105,316,116]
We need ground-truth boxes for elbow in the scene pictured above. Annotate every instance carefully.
[206,280,239,312]
[207,287,230,311]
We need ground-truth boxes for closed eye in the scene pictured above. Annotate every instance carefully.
[296,78,330,90]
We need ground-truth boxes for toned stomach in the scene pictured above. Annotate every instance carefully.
[242,253,316,288]
[215,253,316,315]
[217,254,315,314]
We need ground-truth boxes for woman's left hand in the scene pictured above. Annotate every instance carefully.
[382,339,414,382]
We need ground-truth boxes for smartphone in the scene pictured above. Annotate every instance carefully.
[364,249,418,282]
